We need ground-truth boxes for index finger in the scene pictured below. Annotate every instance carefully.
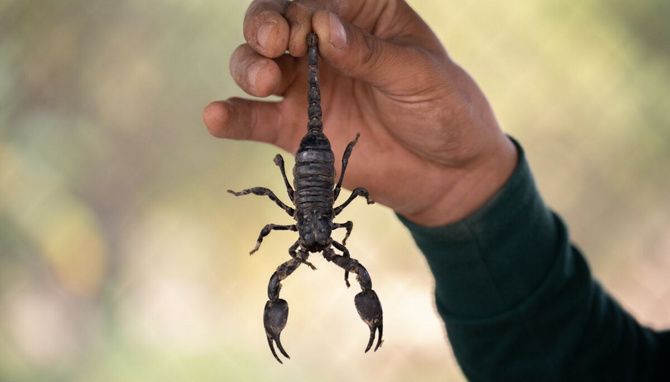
[244,0,291,58]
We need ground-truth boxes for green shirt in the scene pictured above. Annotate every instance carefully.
[399,138,669,381]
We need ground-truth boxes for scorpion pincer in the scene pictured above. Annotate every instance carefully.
[228,33,384,363]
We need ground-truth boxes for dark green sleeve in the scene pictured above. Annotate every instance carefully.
[398,138,669,381]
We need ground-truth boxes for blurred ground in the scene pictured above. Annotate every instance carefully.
[1,1,669,381]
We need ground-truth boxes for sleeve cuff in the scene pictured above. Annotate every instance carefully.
[397,137,560,318]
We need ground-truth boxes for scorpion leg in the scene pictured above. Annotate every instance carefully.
[334,134,361,201]
[334,187,374,216]
[248,224,297,255]
[325,242,384,353]
[265,257,304,364]
[227,187,295,217]
[273,154,295,202]
[333,221,353,246]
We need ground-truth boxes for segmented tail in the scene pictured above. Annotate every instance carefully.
[307,33,322,132]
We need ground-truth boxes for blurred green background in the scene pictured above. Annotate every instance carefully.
[1,1,669,381]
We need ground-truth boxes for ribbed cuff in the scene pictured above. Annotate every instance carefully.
[397,137,560,318]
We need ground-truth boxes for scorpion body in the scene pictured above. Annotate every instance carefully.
[228,33,383,363]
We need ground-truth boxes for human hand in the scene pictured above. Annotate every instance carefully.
[203,0,517,226]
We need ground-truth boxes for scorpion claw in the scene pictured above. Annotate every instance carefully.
[267,338,281,363]
[264,299,290,363]
[354,290,384,353]
[267,333,290,364]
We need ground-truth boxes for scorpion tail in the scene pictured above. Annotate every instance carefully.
[307,32,323,133]
[264,299,291,363]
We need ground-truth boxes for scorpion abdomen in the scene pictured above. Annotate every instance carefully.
[293,131,335,211]
[293,173,334,210]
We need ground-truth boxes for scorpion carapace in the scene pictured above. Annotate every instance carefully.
[228,33,383,363]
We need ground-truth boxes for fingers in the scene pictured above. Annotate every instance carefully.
[244,0,341,58]
[202,98,300,152]
[230,45,299,97]
[244,0,291,58]
[229,44,280,97]
[312,9,436,93]
[242,0,441,94]
[284,1,314,56]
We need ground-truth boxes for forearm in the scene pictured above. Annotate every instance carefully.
[399,138,661,381]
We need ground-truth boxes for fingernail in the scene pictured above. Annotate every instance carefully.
[248,61,263,89]
[329,12,346,49]
[257,22,274,50]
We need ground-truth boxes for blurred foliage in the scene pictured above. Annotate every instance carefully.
[1,1,670,381]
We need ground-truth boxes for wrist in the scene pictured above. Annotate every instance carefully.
[400,135,518,227]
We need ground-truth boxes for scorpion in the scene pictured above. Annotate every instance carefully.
[228,33,383,363]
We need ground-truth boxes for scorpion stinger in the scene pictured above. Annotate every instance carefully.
[228,32,382,363]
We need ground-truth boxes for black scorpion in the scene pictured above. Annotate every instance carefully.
[228,33,383,363]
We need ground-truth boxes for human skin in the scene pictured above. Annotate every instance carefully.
[202,0,517,227]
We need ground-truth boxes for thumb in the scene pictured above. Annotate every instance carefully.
[312,10,435,94]
[202,98,301,153]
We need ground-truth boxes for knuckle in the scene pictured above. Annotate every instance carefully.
[229,45,248,86]
[360,34,383,70]
[285,1,312,20]
[286,3,312,56]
